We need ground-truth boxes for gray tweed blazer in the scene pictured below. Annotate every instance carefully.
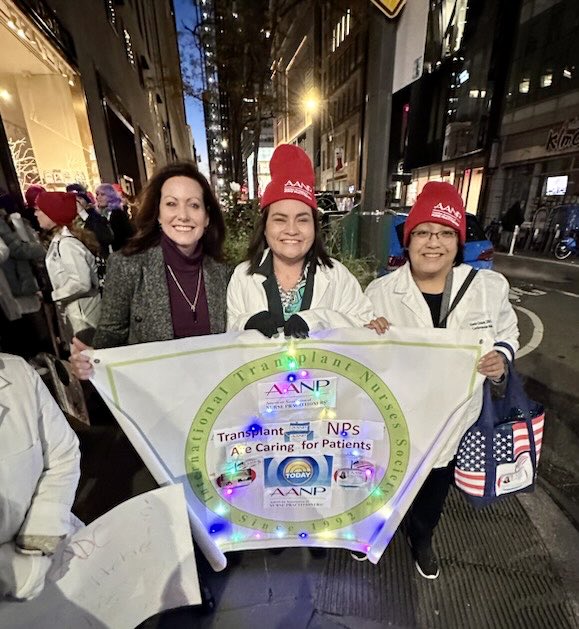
[93,245,228,349]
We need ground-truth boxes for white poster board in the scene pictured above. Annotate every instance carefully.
[0,486,201,628]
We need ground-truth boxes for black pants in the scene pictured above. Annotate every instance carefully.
[406,460,455,551]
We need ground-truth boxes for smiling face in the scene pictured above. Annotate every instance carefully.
[158,176,209,256]
[407,221,458,281]
[34,208,56,231]
[265,199,315,266]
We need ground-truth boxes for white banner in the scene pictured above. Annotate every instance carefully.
[88,328,491,570]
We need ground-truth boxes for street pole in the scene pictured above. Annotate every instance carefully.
[359,6,396,263]
[329,110,335,194]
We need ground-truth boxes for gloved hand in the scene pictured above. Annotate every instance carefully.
[0,542,51,600]
[284,314,309,339]
[244,311,280,338]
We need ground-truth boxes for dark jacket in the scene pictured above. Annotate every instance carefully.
[108,208,134,251]
[93,245,228,349]
[83,209,114,257]
[0,216,45,296]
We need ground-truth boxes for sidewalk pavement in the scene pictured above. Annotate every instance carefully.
[141,486,579,629]
[494,251,579,278]
[76,425,579,629]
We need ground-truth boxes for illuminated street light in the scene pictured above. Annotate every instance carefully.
[302,92,320,114]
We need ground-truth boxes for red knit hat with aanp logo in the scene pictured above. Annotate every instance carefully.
[403,182,466,246]
[36,192,78,226]
[260,144,317,211]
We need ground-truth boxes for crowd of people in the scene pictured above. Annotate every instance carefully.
[0,181,134,356]
[1,144,519,600]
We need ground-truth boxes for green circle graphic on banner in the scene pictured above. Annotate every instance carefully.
[185,347,409,534]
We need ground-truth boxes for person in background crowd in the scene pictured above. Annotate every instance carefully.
[227,144,373,337]
[0,195,46,358]
[500,200,525,250]
[365,182,519,580]
[23,184,45,232]
[69,161,228,377]
[36,192,101,340]
[0,232,22,324]
[67,183,114,260]
[0,353,80,600]
[94,183,134,251]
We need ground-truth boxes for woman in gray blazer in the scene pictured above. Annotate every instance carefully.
[70,161,228,377]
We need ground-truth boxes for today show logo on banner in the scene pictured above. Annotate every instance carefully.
[90,328,491,570]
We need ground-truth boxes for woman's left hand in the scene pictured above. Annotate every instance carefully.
[365,317,390,335]
[478,350,506,380]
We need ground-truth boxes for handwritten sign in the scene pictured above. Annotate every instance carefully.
[0,486,201,628]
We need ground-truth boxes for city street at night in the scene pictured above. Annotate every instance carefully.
[1,0,579,627]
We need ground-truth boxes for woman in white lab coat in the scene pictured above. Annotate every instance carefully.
[0,353,80,600]
[227,144,373,337]
[35,191,101,339]
[365,181,519,580]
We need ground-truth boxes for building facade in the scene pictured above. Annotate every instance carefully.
[272,5,321,172]
[390,0,520,217]
[487,0,579,227]
[0,0,191,203]
[271,1,368,194]
[319,1,368,194]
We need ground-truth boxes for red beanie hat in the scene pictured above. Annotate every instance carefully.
[260,144,317,211]
[25,184,46,208]
[36,192,78,226]
[403,182,466,246]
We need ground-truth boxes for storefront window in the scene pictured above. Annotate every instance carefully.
[0,10,99,195]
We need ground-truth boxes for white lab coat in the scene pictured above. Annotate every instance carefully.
[227,250,374,332]
[0,354,80,599]
[45,227,101,334]
[365,263,520,467]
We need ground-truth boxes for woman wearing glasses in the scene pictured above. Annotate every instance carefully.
[365,182,519,580]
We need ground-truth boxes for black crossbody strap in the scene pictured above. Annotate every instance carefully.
[438,268,478,328]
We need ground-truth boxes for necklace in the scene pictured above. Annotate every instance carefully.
[167,264,202,322]
[276,263,309,314]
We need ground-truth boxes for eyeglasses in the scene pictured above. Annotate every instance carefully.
[410,229,457,242]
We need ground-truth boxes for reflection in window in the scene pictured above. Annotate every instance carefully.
[519,78,530,94]
[541,72,553,88]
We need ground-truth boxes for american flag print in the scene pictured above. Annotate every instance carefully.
[455,411,545,498]
[531,412,544,463]
[455,430,486,496]
[495,412,544,465]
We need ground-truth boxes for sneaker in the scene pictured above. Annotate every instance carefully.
[409,540,440,579]
[350,551,367,561]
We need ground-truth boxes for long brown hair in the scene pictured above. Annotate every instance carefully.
[49,224,100,257]
[246,205,333,274]
[123,162,225,259]
[69,224,100,257]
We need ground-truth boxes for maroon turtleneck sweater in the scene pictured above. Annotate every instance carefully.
[160,233,211,338]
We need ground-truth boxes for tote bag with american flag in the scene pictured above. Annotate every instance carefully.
[454,364,544,508]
